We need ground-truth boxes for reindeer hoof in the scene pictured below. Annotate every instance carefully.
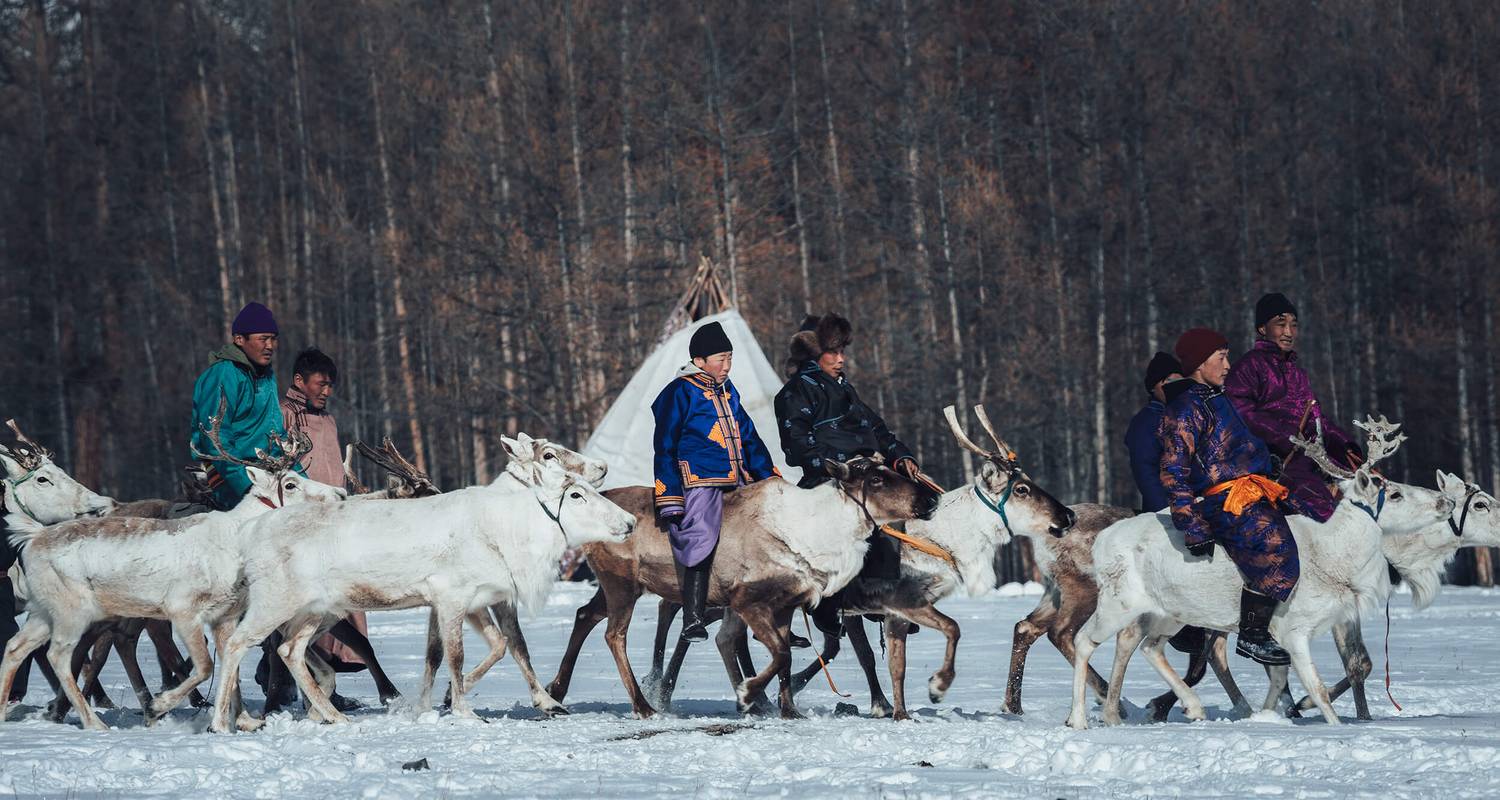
[893,709,911,722]
[236,711,265,732]
[927,674,952,704]
[869,702,893,719]
[1065,709,1090,729]
[189,691,212,709]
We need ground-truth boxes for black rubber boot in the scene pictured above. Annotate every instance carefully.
[678,558,712,643]
[811,590,846,638]
[1235,589,1291,666]
[1168,625,1208,654]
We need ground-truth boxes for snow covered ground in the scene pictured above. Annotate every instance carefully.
[3,581,1499,799]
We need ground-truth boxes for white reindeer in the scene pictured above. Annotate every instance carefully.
[207,450,635,733]
[1,428,114,525]
[1067,417,1454,728]
[0,461,344,731]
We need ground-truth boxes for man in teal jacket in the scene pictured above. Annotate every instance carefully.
[190,302,304,510]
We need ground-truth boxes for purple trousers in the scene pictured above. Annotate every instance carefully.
[669,487,725,567]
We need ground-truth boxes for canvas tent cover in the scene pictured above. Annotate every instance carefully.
[584,310,802,490]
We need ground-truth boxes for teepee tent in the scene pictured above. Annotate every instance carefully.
[584,258,802,490]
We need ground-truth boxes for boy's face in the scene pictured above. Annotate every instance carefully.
[692,351,733,383]
[817,348,846,379]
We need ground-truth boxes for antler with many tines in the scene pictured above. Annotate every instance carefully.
[354,437,438,497]
[1352,414,1406,471]
[190,393,312,474]
[3,419,54,470]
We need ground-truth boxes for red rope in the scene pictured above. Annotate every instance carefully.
[1384,597,1402,712]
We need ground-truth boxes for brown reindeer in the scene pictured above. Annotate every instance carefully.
[546,455,941,719]
[646,405,1078,720]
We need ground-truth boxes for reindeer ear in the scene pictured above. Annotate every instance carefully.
[499,436,522,460]
[824,459,851,481]
[517,432,534,446]
[1354,471,1374,497]
[1435,470,1454,493]
[243,466,271,492]
[0,450,20,479]
[979,460,1001,486]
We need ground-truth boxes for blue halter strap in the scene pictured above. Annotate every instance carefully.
[972,471,1019,537]
[1351,484,1387,522]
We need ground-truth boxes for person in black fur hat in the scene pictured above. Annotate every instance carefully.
[773,313,924,635]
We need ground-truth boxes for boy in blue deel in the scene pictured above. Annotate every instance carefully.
[652,321,780,642]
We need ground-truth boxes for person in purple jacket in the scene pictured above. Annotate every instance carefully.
[1224,293,1362,522]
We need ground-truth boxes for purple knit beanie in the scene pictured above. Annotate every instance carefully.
[232,302,279,336]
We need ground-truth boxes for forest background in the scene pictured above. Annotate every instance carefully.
[3,0,1497,583]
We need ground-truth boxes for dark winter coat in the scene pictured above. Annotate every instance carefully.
[773,362,914,489]
[1224,339,1359,522]
[1125,400,1170,512]
[1158,382,1299,601]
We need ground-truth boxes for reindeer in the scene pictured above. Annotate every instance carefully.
[545,454,941,719]
[206,445,634,733]
[642,406,1076,720]
[0,411,344,731]
[1067,417,1455,728]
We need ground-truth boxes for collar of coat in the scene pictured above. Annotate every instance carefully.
[284,386,324,414]
[679,365,725,391]
[1251,338,1298,362]
[798,360,845,385]
[209,343,272,378]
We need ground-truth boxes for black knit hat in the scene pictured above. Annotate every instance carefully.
[1255,292,1298,329]
[1143,351,1183,393]
[689,321,733,359]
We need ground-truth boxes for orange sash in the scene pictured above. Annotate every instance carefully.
[1204,474,1288,516]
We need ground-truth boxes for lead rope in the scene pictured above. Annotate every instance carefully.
[800,610,850,698]
[1383,597,1402,712]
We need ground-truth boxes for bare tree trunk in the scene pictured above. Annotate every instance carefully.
[287,0,316,341]
[619,0,640,346]
[30,0,70,467]
[787,0,813,315]
[213,20,244,285]
[897,0,939,343]
[194,4,233,339]
[1090,102,1109,504]
[365,23,426,470]
[814,0,850,312]
[701,8,740,306]
[935,153,971,480]
[1132,128,1158,348]
[150,24,182,284]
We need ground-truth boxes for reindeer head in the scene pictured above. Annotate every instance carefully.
[526,463,635,547]
[500,433,608,488]
[1435,470,1500,547]
[944,405,1075,538]
[0,420,115,523]
[242,466,348,509]
[824,452,942,524]
[1292,416,1453,534]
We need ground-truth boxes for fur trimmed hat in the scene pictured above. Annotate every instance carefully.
[784,314,853,376]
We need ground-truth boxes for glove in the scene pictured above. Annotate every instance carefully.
[895,458,921,480]
[1186,540,1214,559]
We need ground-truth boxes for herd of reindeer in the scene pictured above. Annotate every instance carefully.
[0,401,1496,736]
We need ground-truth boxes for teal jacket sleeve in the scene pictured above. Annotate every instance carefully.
[191,362,255,499]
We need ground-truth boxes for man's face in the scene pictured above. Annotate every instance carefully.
[1193,349,1231,388]
[294,371,335,410]
[1258,314,1299,353]
[234,333,278,368]
[692,351,733,383]
[817,348,846,379]
[1151,372,1184,403]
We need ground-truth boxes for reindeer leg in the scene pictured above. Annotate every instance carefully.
[143,619,207,709]
[210,609,288,734]
[76,630,118,711]
[416,608,443,711]
[1049,623,1112,709]
[446,610,505,710]
[112,626,158,715]
[1140,634,1205,722]
[736,605,796,719]
[844,618,893,718]
[46,621,105,731]
[329,617,401,706]
[430,605,477,720]
[1,617,51,721]
[279,615,348,724]
[710,611,746,713]
[1297,619,1370,720]
[772,607,800,719]
[145,616,214,724]
[643,599,681,705]
[789,626,840,697]
[1206,632,1252,717]
[1004,600,1056,715]
[1149,629,1209,722]
[600,583,653,718]
[1285,636,1339,724]
[547,587,609,703]
[1102,621,1145,726]
[900,604,959,704]
[887,616,913,721]
[493,604,566,716]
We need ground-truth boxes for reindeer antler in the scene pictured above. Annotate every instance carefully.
[1289,419,1357,481]
[355,437,437,496]
[1352,414,1406,471]
[191,393,311,474]
[343,444,371,494]
[4,419,53,470]
[972,405,1020,466]
[944,405,995,459]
